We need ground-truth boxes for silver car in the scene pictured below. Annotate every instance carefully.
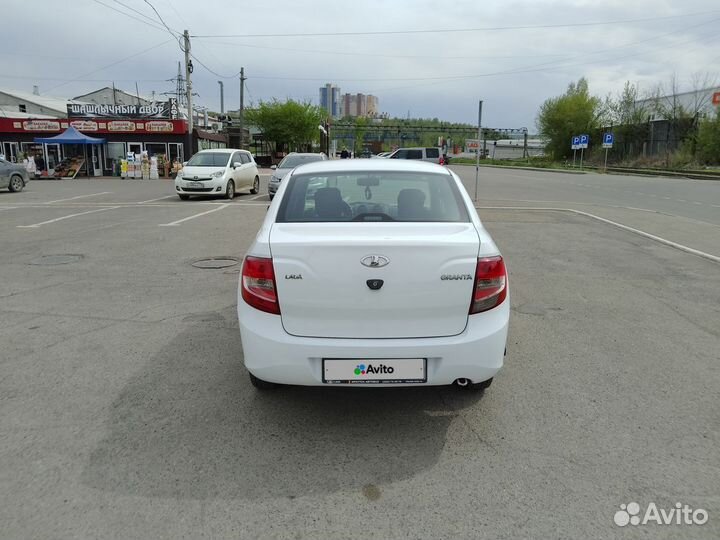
[268,153,327,200]
[0,158,30,192]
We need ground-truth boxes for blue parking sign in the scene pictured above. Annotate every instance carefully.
[571,136,581,150]
[603,133,614,146]
[579,134,589,148]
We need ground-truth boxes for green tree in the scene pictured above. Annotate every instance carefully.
[695,110,720,165]
[244,99,325,152]
[536,78,603,159]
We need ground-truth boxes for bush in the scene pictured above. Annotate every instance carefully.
[696,111,720,165]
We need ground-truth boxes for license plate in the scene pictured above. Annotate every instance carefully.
[188,181,203,188]
[323,358,426,384]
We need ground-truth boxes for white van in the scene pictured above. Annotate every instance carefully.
[387,147,442,164]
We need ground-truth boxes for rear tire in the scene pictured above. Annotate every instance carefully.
[8,175,24,192]
[269,193,274,200]
[225,180,235,199]
[250,176,259,194]
[178,194,190,200]
[249,372,279,390]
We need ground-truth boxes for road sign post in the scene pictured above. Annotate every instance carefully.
[571,136,580,167]
[602,132,614,171]
[578,134,589,170]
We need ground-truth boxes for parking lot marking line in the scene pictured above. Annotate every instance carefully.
[476,206,720,264]
[137,195,175,204]
[158,204,229,226]
[16,207,118,228]
[248,194,266,200]
[43,192,113,204]
[692,201,703,205]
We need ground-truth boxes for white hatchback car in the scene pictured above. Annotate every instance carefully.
[175,149,259,200]
[237,159,509,390]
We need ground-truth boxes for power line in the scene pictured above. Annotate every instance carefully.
[44,40,172,92]
[190,10,720,38]
[197,39,566,61]
[0,74,170,83]
[189,53,243,79]
[90,0,165,32]
[195,15,717,66]
[374,25,720,93]
[245,21,720,84]
[142,0,181,37]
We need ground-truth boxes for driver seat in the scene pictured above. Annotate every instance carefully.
[314,187,351,219]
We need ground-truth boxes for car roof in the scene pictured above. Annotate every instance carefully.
[195,148,243,154]
[392,147,439,151]
[291,158,448,175]
[283,152,325,157]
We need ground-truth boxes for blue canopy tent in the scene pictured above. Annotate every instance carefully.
[34,126,105,177]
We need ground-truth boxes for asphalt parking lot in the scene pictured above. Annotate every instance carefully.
[1,170,718,539]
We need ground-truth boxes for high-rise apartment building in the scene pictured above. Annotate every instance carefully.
[339,93,379,118]
[319,83,341,118]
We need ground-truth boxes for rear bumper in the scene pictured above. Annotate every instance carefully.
[237,292,509,387]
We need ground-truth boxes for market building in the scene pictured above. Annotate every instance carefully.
[0,87,229,177]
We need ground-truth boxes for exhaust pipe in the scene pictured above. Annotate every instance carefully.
[455,378,470,387]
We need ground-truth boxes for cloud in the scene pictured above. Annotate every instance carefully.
[1,0,718,128]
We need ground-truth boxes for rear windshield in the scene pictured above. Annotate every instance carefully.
[276,171,470,222]
[186,152,230,167]
[278,155,324,168]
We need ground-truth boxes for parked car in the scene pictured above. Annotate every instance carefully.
[175,149,259,200]
[387,147,442,164]
[268,152,327,200]
[238,159,509,390]
[373,152,392,158]
[0,157,29,192]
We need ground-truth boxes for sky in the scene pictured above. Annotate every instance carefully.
[2,0,719,130]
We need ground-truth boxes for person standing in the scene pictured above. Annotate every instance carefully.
[34,153,45,175]
[24,153,37,177]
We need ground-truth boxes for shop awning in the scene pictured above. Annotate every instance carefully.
[34,125,105,145]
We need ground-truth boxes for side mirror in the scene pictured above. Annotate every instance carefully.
[182,161,188,166]
[270,164,277,170]
[233,162,242,169]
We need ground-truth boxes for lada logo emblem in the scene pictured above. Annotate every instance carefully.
[360,255,390,268]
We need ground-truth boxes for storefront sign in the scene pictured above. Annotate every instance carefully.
[145,121,174,133]
[67,98,178,119]
[22,120,60,131]
[70,120,99,131]
[107,121,136,132]
[0,117,187,135]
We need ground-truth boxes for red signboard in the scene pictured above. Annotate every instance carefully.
[0,117,187,135]
[713,92,720,106]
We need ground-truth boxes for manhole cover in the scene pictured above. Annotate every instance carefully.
[191,256,240,269]
[29,254,84,266]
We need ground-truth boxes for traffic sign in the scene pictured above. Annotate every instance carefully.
[578,134,589,149]
[571,136,581,150]
[602,132,614,149]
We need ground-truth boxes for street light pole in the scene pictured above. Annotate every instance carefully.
[183,29,193,159]
[474,100,483,201]
[217,81,224,114]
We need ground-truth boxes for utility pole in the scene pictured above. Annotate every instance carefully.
[217,81,224,114]
[239,67,245,148]
[474,100,483,201]
[183,29,193,159]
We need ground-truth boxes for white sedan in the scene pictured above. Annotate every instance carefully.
[237,159,509,390]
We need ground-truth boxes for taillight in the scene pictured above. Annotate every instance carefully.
[469,256,507,314]
[241,256,280,314]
